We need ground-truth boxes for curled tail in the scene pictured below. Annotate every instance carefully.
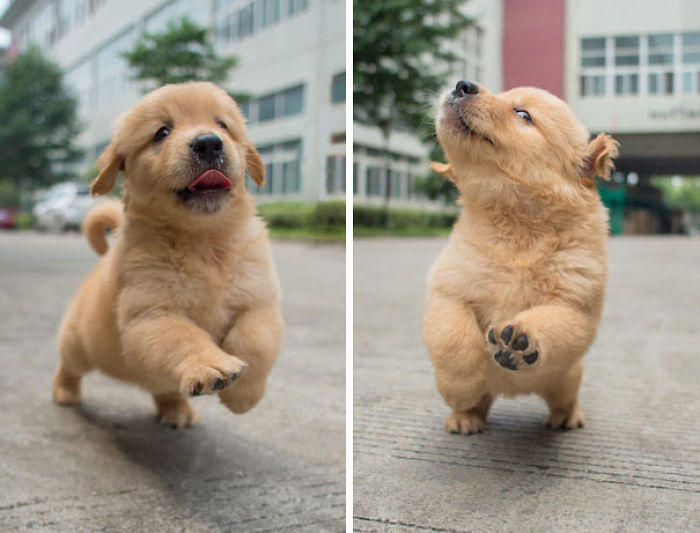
[82,199,123,255]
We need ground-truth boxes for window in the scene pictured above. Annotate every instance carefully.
[648,34,673,65]
[682,32,700,64]
[287,0,310,16]
[247,140,302,195]
[283,85,304,116]
[581,37,606,67]
[331,72,345,103]
[264,0,281,25]
[245,85,305,124]
[614,73,638,95]
[258,94,276,122]
[238,4,255,38]
[365,168,382,196]
[580,74,605,96]
[326,156,346,194]
[614,36,639,66]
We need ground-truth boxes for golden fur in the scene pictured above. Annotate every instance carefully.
[423,83,618,434]
[53,82,283,428]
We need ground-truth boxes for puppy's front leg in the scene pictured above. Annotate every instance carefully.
[121,316,248,397]
[423,292,491,434]
[217,306,283,414]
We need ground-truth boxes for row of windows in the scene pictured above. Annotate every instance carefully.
[246,140,302,195]
[581,70,700,97]
[215,0,310,43]
[582,33,700,68]
[239,84,305,124]
[580,32,700,97]
[15,0,108,51]
[359,167,415,199]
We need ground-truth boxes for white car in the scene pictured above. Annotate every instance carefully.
[33,181,101,233]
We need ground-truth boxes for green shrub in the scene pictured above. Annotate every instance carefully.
[353,205,457,230]
[257,202,314,229]
[313,201,346,229]
[15,212,34,229]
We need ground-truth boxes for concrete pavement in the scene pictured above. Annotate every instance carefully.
[0,231,345,532]
[354,236,700,532]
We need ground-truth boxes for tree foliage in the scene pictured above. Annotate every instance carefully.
[0,47,83,190]
[353,0,471,139]
[122,17,236,90]
[651,176,700,213]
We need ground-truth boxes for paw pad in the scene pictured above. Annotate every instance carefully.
[487,325,540,371]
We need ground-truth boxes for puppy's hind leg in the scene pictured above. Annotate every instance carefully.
[543,359,585,430]
[53,324,92,406]
[153,392,199,429]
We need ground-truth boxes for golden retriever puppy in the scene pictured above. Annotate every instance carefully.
[423,80,618,434]
[53,82,283,428]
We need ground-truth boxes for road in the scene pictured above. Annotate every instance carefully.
[354,236,700,532]
[0,231,345,532]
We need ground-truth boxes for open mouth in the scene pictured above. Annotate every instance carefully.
[187,169,232,193]
[176,169,232,213]
[449,105,494,146]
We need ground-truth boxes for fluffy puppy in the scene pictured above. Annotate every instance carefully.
[53,82,283,428]
[423,80,618,434]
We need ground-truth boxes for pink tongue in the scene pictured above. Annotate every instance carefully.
[187,169,232,191]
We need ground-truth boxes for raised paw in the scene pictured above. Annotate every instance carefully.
[444,410,486,435]
[177,354,248,397]
[547,402,585,430]
[486,323,540,371]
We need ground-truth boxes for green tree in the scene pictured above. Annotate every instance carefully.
[354,0,471,204]
[0,46,83,192]
[122,17,237,90]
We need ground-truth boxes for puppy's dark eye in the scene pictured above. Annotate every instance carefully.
[154,126,170,142]
[216,120,227,130]
[515,109,532,123]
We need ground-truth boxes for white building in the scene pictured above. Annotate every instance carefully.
[566,0,700,175]
[0,0,346,203]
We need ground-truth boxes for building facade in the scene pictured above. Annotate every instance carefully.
[0,0,346,203]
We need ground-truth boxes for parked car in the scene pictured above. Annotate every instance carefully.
[0,207,17,229]
[33,181,101,233]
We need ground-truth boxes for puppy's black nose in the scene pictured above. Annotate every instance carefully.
[191,134,223,163]
[453,80,479,98]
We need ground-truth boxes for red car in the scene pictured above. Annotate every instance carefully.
[0,207,16,229]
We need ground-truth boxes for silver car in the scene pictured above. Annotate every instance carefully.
[33,181,101,233]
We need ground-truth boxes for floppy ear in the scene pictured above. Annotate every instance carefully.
[245,141,265,186]
[429,161,455,183]
[91,143,124,197]
[581,133,619,187]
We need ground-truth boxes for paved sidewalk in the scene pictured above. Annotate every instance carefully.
[0,232,345,532]
[354,236,700,532]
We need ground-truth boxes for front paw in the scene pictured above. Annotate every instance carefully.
[486,323,540,371]
[177,354,248,397]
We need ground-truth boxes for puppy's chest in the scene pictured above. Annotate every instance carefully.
[448,243,564,320]
[161,246,239,334]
